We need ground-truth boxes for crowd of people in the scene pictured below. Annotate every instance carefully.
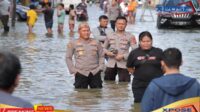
[104,0,138,26]
[0,0,139,35]
[25,0,89,37]
[25,0,140,36]
[66,15,200,111]
[0,0,200,111]
[26,2,65,35]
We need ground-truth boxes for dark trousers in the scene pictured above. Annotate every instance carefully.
[0,15,9,32]
[132,87,146,103]
[132,79,149,103]
[74,71,103,89]
[110,20,116,31]
[104,65,130,82]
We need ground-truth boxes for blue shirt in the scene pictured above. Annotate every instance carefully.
[0,91,33,108]
[141,74,200,112]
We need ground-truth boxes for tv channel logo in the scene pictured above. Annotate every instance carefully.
[156,6,193,13]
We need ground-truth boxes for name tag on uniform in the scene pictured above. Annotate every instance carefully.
[120,41,128,45]
[120,45,128,50]
[79,51,84,55]
[76,48,84,56]
[90,42,97,46]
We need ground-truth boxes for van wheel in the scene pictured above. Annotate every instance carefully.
[16,14,21,21]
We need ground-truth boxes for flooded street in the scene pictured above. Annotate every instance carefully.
[0,5,200,112]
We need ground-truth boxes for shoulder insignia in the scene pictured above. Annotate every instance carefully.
[67,43,73,48]
[76,40,83,46]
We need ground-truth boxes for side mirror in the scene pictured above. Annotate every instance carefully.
[196,7,200,12]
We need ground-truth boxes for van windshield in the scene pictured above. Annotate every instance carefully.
[162,0,199,9]
[163,0,185,6]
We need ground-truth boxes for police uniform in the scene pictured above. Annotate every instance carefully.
[66,38,104,89]
[104,32,137,82]
[127,47,163,102]
[92,26,113,43]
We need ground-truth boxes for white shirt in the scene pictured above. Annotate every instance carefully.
[0,0,10,15]
[120,2,128,15]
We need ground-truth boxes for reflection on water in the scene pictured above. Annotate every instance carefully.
[65,81,133,112]
[0,5,200,112]
[68,89,103,111]
[129,103,141,112]
[27,33,37,43]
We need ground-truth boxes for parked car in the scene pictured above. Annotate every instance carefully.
[61,0,81,14]
[156,0,200,28]
[76,6,88,21]
[62,0,81,9]
[16,4,29,21]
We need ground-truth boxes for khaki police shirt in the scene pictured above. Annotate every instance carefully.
[104,32,137,69]
[66,38,104,77]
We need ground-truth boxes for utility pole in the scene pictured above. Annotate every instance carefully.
[12,0,16,27]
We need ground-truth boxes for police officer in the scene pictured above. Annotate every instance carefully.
[104,16,137,82]
[66,22,104,89]
[92,15,113,44]
[0,51,33,107]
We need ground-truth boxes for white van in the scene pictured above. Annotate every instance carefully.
[62,0,82,9]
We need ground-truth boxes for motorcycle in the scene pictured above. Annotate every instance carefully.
[76,5,88,21]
